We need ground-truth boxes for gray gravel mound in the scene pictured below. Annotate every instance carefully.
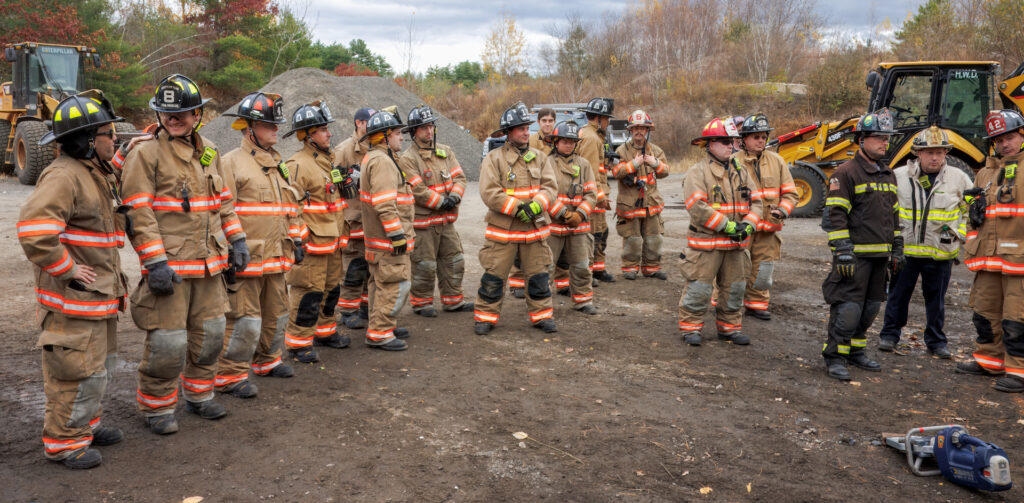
[202,67,483,179]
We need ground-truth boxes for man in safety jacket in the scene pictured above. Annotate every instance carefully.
[282,101,350,363]
[956,109,1024,393]
[679,117,761,347]
[820,109,902,381]
[577,97,616,283]
[122,74,250,434]
[398,105,473,317]
[332,107,374,329]
[731,114,799,320]
[612,109,670,280]
[879,126,971,359]
[214,92,303,399]
[360,109,415,350]
[475,102,559,335]
[545,120,599,313]
[18,91,128,468]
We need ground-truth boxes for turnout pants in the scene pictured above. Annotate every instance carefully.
[366,251,411,343]
[338,238,369,315]
[591,210,609,273]
[678,248,750,335]
[744,231,781,311]
[821,256,888,361]
[410,223,467,310]
[969,270,1024,377]
[285,250,343,349]
[475,239,554,325]
[616,214,664,274]
[132,274,228,416]
[547,233,594,307]
[215,273,288,391]
[879,257,951,350]
[39,313,116,460]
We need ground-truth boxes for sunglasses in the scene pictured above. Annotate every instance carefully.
[94,130,115,139]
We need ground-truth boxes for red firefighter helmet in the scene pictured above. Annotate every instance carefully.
[984,109,1024,140]
[626,109,654,130]
[691,117,739,146]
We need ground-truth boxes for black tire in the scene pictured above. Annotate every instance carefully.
[14,121,55,185]
[946,155,975,182]
[0,120,11,172]
[788,163,827,218]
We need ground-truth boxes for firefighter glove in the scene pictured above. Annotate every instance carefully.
[890,237,906,275]
[728,222,753,242]
[723,220,738,235]
[390,233,408,256]
[516,201,543,223]
[770,208,787,220]
[146,260,181,296]
[439,196,457,211]
[964,187,986,228]
[836,252,856,279]
[564,210,584,227]
[231,239,250,271]
[339,175,359,200]
[293,239,305,264]
[623,174,636,187]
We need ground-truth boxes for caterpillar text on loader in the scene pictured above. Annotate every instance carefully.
[0,42,136,185]
[772,60,1024,217]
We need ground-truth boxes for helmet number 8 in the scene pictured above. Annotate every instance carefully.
[163,90,176,104]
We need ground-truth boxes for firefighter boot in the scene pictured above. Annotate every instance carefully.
[994,376,1024,393]
[314,333,351,349]
[221,380,258,399]
[289,346,319,363]
[59,448,102,470]
[367,337,408,351]
[394,327,410,339]
[594,270,616,283]
[847,352,881,372]
[746,308,771,321]
[266,363,295,378]
[825,358,852,381]
[683,332,702,346]
[147,414,179,435]
[644,271,668,280]
[955,361,1000,376]
[185,400,227,420]
[475,322,494,335]
[414,306,438,317]
[91,427,124,446]
[718,332,751,345]
[533,319,558,333]
[510,287,526,299]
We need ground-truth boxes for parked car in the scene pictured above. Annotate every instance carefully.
[483,103,628,156]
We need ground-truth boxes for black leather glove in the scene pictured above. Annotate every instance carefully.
[146,260,182,296]
[832,239,856,279]
[964,187,986,229]
[890,237,906,275]
[231,239,250,271]
[390,233,408,256]
[293,239,305,264]
[770,208,787,220]
[622,175,636,187]
[439,196,456,211]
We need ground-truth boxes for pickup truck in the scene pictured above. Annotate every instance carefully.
[482,103,628,156]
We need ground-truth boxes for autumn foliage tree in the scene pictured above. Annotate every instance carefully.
[481,13,526,82]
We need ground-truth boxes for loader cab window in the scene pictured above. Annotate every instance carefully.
[886,71,932,129]
[941,69,992,137]
[26,46,82,95]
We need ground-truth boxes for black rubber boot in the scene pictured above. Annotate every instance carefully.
[91,427,123,446]
[718,332,750,345]
[955,360,999,375]
[221,380,258,399]
[644,271,668,280]
[847,352,881,372]
[474,322,494,335]
[185,400,227,420]
[825,358,852,381]
[290,346,319,363]
[623,271,638,280]
[533,319,558,333]
[414,307,438,317]
[683,332,702,346]
[59,448,102,469]
[342,312,367,329]
[146,414,178,435]
[443,301,475,312]
[557,288,570,296]
[366,337,408,351]
[594,270,616,283]
[576,304,598,315]
[394,327,410,339]
[746,308,771,321]
[265,363,294,378]
[314,333,351,349]
[993,375,1024,393]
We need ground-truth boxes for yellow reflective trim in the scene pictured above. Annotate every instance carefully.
[905,245,958,260]
[851,339,867,348]
[828,230,850,240]
[838,345,851,355]
[54,109,63,122]
[897,208,961,221]
[68,106,82,119]
[188,83,198,94]
[826,197,851,211]
[85,102,99,114]
[853,243,892,253]
[854,182,897,194]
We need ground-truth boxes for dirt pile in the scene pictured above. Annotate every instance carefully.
[203,67,484,179]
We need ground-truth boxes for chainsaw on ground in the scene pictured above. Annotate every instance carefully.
[883,425,1011,492]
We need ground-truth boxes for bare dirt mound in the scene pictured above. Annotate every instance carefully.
[203,67,484,179]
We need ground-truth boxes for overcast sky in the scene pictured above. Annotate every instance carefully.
[302,0,927,74]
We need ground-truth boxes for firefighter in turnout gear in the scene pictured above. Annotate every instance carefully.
[956,110,1024,393]
[820,109,901,381]
[545,120,599,313]
[879,126,971,359]
[732,114,799,320]
[17,91,128,468]
[511,107,556,297]
[578,97,616,283]
[122,74,250,434]
[214,92,302,399]
[679,118,762,347]
[612,110,670,280]
[475,102,559,335]
[282,101,350,363]
[332,107,375,329]
[360,109,415,350]
[398,105,473,317]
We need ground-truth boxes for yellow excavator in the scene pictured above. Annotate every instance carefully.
[772,60,1024,216]
[1,42,137,184]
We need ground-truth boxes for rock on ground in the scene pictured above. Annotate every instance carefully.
[202,67,484,180]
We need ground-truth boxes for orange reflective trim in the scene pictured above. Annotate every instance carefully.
[17,218,66,237]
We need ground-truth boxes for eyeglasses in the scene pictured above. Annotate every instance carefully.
[712,139,733,145]
[94,130,115,139]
